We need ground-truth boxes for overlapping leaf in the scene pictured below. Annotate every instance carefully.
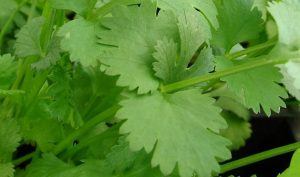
[58,18,103,67]
[0,118,21,162]
[0,54,17,90]
[277,149,300,177]
[220,112,251,150]
[268,0,300,100]
[153,11,214,84]
[97,1,178,93]
[158,0,218,29]
[49,0,92,16]
[0,163,14,177]
[117,89,231,177]
[212,0,263,52]
[216,57,288,116]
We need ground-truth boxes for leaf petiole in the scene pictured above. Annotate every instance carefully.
[220,142,300,173]
[160,57,288,93]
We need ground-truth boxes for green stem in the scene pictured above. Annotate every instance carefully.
[12,152,35,166]
[27,0,38,21]
[160,57,288,93]
[62,125,119,159]
[226,39,277,60]
[53,105,120,155]
[12,105,120,165]
[220,142,300,173]
[0,0,28,50]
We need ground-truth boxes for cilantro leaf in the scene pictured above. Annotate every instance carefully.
[280,61,300,100]
[20,101,64,152]
[24,154,74,177]
[15,17,61,69]
[212,0,263,52]
[0,0,17,28]
[49,0,93,16]
[216,57,288,116]
[158,0,219,29]
[106,137,179,177]
[48,65,83,128]
[15,17,44,58]
[25,154,112,177]
[268,0,300,100]
[58,18,102,67]
[220,111,252,150]
[268,0,300,48]
[278,149,300,177]
[253,0,268,20]
[0,163,14,177]
[117,89,231,177]
[153,11,214,84]
[97,1,178,94]
[0,54,17,90]
[0,118,21,162]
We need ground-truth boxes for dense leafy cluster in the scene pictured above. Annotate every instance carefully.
[0,0,299,177]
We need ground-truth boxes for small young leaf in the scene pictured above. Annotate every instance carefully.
[212,0,263,52]
[58,18,102,67]
[0,118,21,162]
[0,163,14,177]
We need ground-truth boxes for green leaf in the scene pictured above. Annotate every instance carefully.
[0,54,17,90]
[25,154,112,177]
[48,65,83,128]
[24,154,74,177]
[32,37,61,70]
[253,0,268,20]
[211,86,250,120]
[106,137,179,177]
[153,11,214,84]
[117,89,231,177]
[212,0,263,52]
[15,17,44,58]
[97,1,178,94]
[58,18,102,67]
[280,61,300,100]
[278,149,300,177]
[0,0,17,28]
[158,0,219,29]
[220,111,252,150]
[49,0,93,16]
[20,101,64,152]
[268,0,300,48]
[216,57,288,116]
[0,163,14,177]
[15,17,61,69]
[0,118,21,163]
[268,0,300,100]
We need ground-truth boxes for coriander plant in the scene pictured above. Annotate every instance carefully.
[0,0,299,177]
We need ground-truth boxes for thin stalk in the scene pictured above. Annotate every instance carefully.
[61,125,119,159]
[220,142,300,173]
[160,57,288,93]
[53,105,120,155]
[0,0,28,50]
[27,0,38,21]
[12,105,120,165]
[12,152,35,166]
[226,39,277,60]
